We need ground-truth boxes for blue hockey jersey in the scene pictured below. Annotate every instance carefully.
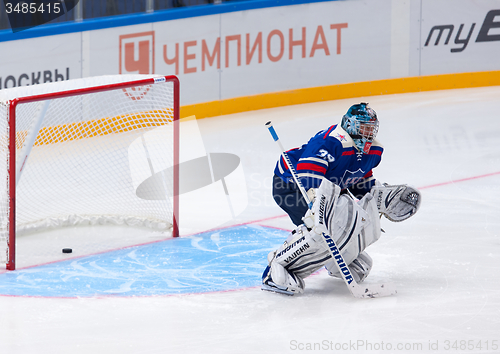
[274,124,383,196]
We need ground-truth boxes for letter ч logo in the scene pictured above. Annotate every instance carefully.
[120,32,155,75]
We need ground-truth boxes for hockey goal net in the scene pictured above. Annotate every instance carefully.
[0,75,179,270]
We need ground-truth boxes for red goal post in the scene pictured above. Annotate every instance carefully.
[0,75,180,270]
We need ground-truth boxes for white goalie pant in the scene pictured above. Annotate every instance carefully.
[267,188,382,292]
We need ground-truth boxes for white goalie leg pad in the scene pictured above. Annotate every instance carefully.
[324,192,381,280]
[263,179,383,293]
[370,182,421,222]
[312,178,341,236]
[265,179,343,282]
[283,179,381,281]
[285,179,342,279]
[262,225,314,295]
[327,251,373,283]
[357,191,382,250]
[273,224,331,281]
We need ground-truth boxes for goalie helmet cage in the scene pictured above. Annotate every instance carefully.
[0,75,180,271]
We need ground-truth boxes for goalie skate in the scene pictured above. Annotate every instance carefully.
[261,262,305,296]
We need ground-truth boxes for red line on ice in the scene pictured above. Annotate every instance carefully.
[418,170,500,190]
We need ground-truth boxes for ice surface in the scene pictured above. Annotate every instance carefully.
[1,87,500,353]
[0,225,287,297]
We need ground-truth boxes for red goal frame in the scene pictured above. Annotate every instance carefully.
[6,75,180,271]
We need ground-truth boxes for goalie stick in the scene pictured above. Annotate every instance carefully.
[265,121,396,299]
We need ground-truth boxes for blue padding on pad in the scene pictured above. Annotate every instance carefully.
[0,225,287,297]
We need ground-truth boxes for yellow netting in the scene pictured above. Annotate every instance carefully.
[14,108,173,149]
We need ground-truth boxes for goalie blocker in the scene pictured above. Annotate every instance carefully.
[262,179,421,295]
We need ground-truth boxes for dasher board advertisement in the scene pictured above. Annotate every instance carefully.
[1,0,499,106]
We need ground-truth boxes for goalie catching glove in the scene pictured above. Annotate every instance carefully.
[370,182,421,222]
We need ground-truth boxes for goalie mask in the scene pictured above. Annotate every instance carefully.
[341,103,379,154]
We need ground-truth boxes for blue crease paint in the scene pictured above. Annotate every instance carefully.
[0,225,287,297]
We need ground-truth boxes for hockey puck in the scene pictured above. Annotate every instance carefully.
[62,248,72,254]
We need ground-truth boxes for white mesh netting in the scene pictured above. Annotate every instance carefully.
[0,75,177,267]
